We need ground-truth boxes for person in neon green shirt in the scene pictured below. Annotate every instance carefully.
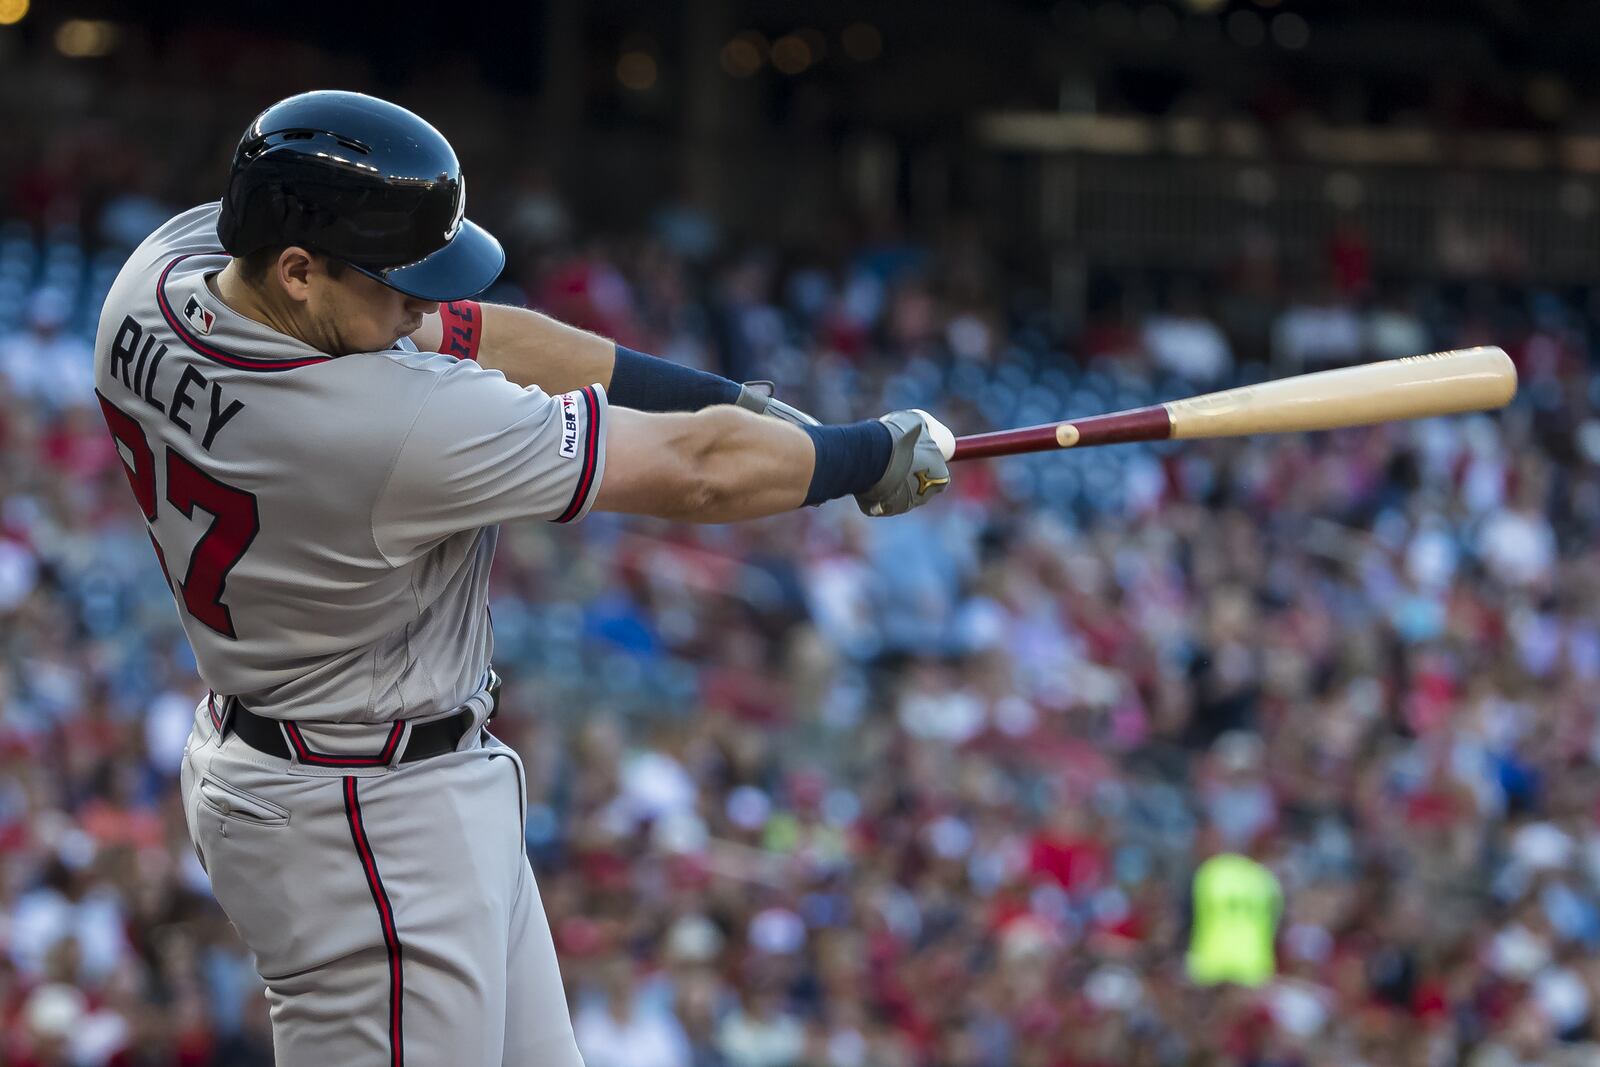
[1186,850,1283,987]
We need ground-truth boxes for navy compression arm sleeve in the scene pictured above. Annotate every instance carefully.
[609,345,742,412]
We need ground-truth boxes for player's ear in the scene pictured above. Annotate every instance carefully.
[276,247,317,302]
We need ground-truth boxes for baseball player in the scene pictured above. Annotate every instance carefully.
[92,91,952,1066]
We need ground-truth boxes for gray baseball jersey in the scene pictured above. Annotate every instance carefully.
[94,203,608,723]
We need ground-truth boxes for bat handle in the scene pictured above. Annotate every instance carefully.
[951,406,1172,461]
[950,423,1070,462]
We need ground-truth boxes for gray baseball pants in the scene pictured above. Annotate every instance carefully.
[180,698,586,1067]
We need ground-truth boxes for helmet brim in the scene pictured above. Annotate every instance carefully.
[348,218,505,303]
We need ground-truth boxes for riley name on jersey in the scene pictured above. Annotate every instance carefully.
[104,313,246,453]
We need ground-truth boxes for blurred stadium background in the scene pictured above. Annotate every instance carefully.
[3,1,1600,1064]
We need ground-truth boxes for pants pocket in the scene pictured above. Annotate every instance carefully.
[197,774,291,827]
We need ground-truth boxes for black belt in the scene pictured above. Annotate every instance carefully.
[224,679,500,765]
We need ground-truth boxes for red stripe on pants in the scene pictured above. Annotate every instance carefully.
[343,777,404,1066]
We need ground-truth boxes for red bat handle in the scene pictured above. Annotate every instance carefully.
[950,405,1173,462]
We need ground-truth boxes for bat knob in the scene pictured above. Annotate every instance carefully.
[911,409,956,461]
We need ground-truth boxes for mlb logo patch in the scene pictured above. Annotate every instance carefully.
[183,294,215,335]
[559,392,580,458]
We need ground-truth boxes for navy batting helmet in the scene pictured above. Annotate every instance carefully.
[217,90,504,303]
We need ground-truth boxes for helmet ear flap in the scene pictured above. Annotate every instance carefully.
[217,133,269,255]
[216,184,247,256]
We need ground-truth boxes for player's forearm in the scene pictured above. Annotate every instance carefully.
[595,406,896,523]
[416,302,748,411]
[412,302,617,394]
[653,406,814,522]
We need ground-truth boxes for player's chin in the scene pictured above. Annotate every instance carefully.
[395,318,423,343]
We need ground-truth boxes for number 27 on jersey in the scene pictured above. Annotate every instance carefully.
[97,391,259,639]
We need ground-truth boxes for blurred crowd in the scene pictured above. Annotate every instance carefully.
[7,61,1600,1067]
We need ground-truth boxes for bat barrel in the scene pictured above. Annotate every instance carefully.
[1165,345,1515,440]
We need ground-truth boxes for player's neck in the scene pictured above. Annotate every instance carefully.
[212,263,321,351]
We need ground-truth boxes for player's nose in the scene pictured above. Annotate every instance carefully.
[406,298,441,315]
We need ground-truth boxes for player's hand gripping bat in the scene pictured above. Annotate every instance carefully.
[944,347,1517,462]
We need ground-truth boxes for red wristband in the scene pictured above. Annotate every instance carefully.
[437,300,482,362]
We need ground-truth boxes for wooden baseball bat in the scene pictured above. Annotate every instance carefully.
[948,347,1517,462]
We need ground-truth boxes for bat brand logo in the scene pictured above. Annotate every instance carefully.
[182,295,215,335]
[559,392,579,458]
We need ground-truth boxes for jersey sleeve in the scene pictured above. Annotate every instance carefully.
[150,202,229,257]
[371,361,608,563]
